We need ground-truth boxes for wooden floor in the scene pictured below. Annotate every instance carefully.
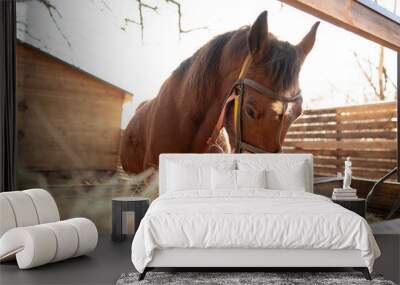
[0,235,133,285]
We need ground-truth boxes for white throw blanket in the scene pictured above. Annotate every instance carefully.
[131,190,380,272]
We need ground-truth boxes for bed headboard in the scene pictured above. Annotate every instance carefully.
[159,153,313,195]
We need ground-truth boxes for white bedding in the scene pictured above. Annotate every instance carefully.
[131,190,380,273]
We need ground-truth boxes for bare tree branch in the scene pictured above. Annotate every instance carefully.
[137,0,158,40]
[122,0,207,37]
[377,45,385,100]
[165,0,206,34]
[17,20,41,42]
[386,72,397,90]
[18,0,208,48]
[352,36,399,102]
[141,2,158,11]
[35,0,72,47]
[353,51,381,100]
[121,17,140,32]
[121,0,158,39]
[359,52,396,90]
[100,0,112,12]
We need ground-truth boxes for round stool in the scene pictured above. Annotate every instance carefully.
[111,197,149,242]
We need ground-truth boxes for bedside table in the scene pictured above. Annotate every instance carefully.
[332,198,366,218]
[112,197,149,242]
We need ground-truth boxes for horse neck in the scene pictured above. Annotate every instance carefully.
[188,53,248,152]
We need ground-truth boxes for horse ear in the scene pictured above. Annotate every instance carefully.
[297,21,320,56]
[248,11,269,59]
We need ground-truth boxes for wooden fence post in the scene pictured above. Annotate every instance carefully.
[335,109,341,177]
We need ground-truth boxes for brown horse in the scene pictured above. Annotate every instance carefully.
[121,11,319,173]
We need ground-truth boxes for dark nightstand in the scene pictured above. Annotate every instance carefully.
[332,198,366,218]
[112,197,149,242]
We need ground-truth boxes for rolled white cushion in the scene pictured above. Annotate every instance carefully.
[0,218,97,269]
[23,189,60,223]
[63,218,98,257]
[0,226,57,269]
[0,191,39,227]
[0,196,17,237]
[42,221,79,262]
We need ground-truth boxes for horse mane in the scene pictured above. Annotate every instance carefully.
[172,26,301,111]
[173,30,239,78]
[261,34,302,92]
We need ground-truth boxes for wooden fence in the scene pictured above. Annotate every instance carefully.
[283,101,397,180]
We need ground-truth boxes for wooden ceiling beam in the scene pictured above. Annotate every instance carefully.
[280,0,400,52]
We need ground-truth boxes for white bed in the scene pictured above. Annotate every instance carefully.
[131,154,380,280]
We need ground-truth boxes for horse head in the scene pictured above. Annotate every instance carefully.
[224,11,319,153]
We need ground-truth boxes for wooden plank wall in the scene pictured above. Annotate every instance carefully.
[283,101,397,180]
[17,43,127,171]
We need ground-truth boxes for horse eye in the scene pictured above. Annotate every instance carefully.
[245,104,258,120]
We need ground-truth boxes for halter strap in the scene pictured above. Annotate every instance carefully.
[241,78,302,102]
[206,93,236,146]
[234,55,251,129]
[205,56,250,150]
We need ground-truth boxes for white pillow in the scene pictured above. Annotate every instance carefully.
[167,162,211,191]
[211,168,236,190]
[266,163,306,191]
[236,169,267,188]
[211,169,267,190]
[237,157,310,192]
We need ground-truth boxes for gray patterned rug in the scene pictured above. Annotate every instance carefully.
[116,272,395,285]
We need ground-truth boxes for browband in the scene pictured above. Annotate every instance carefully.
[239,78,302,103]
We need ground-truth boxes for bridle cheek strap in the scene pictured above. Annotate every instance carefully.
[233,95,239,131]
[205,56,250,152]
[206,93,236,147]
[234,56,251,129]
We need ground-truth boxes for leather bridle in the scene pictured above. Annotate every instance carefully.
[206,56,302,153]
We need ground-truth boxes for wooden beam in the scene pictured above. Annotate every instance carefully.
[280,0,400,52]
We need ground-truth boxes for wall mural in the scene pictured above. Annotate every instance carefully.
[16,0,398,232]
[121,12,319,172]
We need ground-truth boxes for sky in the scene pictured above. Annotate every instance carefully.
[16,0,398,128]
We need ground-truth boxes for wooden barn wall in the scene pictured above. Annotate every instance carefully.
[16,43,125,171]
[283,101,397,180]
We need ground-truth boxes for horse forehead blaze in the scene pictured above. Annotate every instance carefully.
[271,101,284,115]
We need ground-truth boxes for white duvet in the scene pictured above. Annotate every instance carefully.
[131,190,380,273]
